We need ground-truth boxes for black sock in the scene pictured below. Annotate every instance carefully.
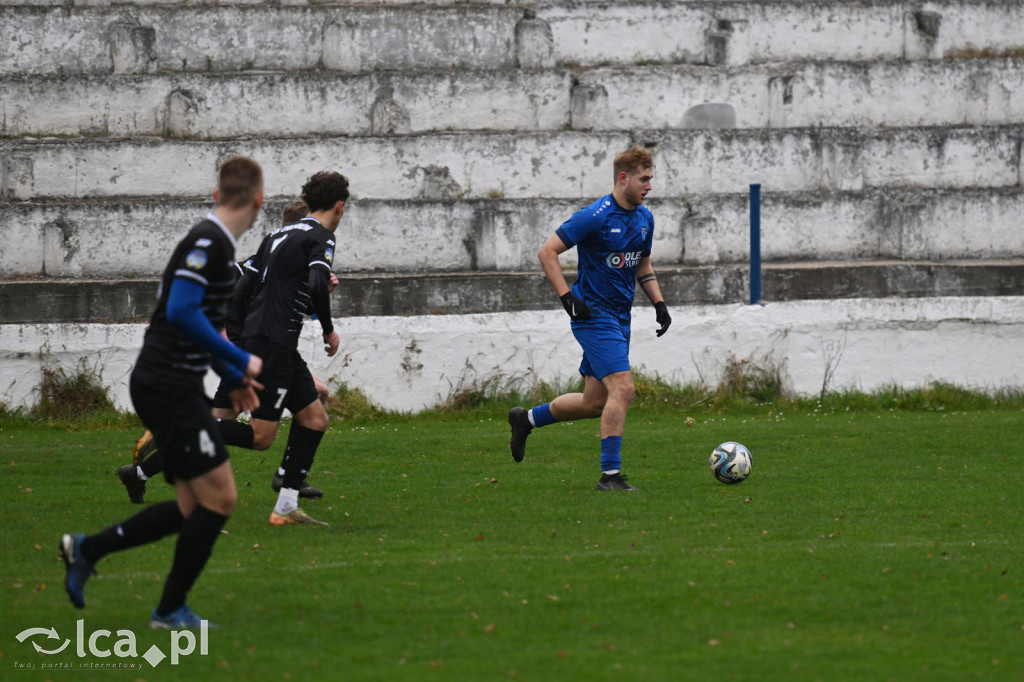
[138,452,163,478]
[218,419,254,449]
[81,501,184,565]
[281,424,324,490]
[155,505,229,617]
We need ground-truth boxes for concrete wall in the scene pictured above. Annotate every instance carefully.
[3,190,1023,278]
[3,2,1022,75]
[4,297,1023,413]
[2,0,1022,287]
[5,59,1023,139]
[574,59,1024,130]
[5,262,1023,323]
[0,70,573,138]
[1,0,1024,383]
[4,127,1021,201]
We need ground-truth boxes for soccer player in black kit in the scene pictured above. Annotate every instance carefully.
[117,199,332,504]
[59,157,265,628]
[218,170,347,526]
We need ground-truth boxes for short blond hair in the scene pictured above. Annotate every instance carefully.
[613,146,655,181]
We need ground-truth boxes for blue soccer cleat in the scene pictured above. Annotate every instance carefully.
[150,604,215,630]
[59,533,95,609]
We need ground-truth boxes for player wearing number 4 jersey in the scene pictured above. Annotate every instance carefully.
[217,170,349,526]
[507,146,672,491]
[59,157,265,629]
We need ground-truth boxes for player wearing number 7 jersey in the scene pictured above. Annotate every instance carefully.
[216,170,349,526]
[59,157,265,629]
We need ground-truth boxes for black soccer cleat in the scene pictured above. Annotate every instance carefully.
[507,407,533,463]
[271,475,324,500]
[117,465,147,504]
[596,472,638,491]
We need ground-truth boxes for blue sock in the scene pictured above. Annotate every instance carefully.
[600,436,622,473]
[530,403,557,428]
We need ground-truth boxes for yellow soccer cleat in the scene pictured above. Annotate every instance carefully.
[133,430,158,466]
[269,507,329,526]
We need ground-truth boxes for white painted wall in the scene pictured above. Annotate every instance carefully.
[3,297,1022,415]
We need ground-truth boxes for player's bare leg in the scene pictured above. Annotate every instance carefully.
[594,371,636,490]
[508,376,606,462]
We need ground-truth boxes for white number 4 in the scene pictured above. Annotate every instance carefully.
[198,429,216,458]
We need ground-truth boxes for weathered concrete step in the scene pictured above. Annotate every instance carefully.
[3,127,1021,202]
[0,70,572,138]
[4,58,1023,138]
[3,260,1023,323]
[575,59,1024,131]
[2,1,1021,75]
[2,190,1022,278]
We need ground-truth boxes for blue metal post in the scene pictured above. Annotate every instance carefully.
[749,183,762,305]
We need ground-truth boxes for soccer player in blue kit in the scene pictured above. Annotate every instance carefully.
[508,146,672,490]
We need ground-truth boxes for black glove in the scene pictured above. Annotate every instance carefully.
[654,301,671,337]
[560,292,592,321]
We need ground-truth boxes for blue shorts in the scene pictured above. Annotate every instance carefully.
[572,316,631,380]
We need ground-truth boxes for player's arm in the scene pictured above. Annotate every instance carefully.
[540,231,591,321]
[225,262,258,343]
[538,233,571,296]
[166,277,257,386]
[636,257,671,337]
[307,264,339,356]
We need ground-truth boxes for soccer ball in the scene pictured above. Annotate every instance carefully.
[710,442,752,484]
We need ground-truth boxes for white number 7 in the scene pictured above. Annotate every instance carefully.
[274,388,288,410]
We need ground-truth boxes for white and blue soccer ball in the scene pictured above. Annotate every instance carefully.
[710,442,752,484]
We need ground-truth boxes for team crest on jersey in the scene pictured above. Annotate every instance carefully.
[186,248,209,271]
[324,247,334,264]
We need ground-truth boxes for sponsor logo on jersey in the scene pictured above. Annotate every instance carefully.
[186,248,209,271]
[605,251,643,269]
[195,238,212,247]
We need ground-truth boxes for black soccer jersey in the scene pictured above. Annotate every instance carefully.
[135,215,240,386]
[224,255,258,343]
[242,217,336,348]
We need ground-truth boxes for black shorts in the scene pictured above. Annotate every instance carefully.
[241,338,320,422]
[211,381,234,410]
[212,335,242,410]
[130,371,229,484]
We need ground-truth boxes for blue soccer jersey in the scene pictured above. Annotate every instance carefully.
[555,194,654,324]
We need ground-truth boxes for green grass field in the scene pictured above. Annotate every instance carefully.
[2,405,1023,681]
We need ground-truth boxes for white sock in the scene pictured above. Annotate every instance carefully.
[602,469,620,476]
[274,488,299,515]
[136,468,149,481]
[277,467,286,477]
[527,409,537,427]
